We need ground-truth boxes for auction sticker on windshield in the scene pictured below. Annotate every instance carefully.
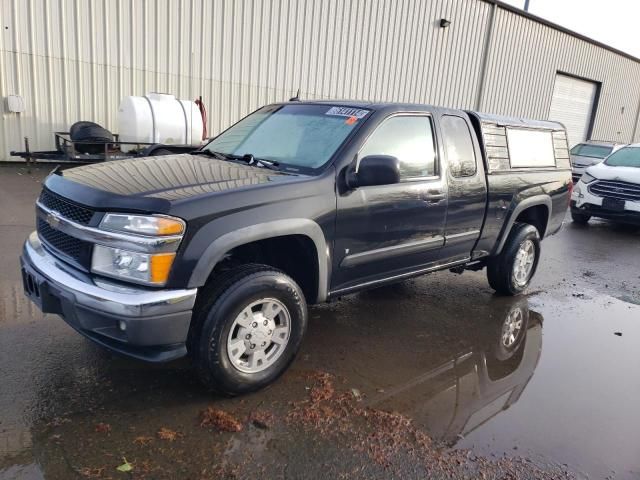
[325,106,370,119]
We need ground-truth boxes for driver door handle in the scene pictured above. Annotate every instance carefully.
[422,191,445,204]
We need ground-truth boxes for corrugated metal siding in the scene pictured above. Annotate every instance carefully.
[1,0,639,161]
[480,6,640,144]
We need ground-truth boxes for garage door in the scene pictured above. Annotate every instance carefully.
[548,73,598,147]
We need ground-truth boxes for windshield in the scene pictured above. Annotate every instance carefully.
[201,104,370,172]
[570,143,614,159]
[604,146,640,168]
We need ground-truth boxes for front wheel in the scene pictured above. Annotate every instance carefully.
[487,223,541,296]
[191,264,308,395]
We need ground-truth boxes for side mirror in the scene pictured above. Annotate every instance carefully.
[347,155,401,188]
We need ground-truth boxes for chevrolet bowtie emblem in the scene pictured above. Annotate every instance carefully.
[46,211,61,229]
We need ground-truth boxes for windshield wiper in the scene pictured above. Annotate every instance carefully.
[195,150,280,171]
[193,150,233,161]
[237,153,280,171]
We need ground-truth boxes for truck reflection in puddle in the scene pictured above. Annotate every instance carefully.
[364,297,542,446]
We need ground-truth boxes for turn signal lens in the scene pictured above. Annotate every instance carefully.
[150,253,176,284]
[100,214,185,236]
[155,218,184,235]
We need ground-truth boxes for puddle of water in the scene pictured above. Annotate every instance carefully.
[302,281,640,479]
[454,292,640,479]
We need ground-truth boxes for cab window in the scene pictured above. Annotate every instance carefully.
[441,115,477,177]
[359,115,437,179]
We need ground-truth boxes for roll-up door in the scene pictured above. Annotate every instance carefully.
[548,73,598,147]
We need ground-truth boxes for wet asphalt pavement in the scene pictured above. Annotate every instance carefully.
[1,165,639,479]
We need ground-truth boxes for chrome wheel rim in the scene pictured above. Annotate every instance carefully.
[512,239,535,286]
[226,298,291,374]
[501,308,524,348]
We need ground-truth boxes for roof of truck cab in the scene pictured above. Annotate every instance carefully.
[284,100,565,130]
[284,99,467,115]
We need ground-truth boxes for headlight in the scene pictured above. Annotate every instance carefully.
[92,245,176,286]
[100,214,185,236]
[580,172,597,184]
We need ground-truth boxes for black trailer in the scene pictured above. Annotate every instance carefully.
[10,132,196,167]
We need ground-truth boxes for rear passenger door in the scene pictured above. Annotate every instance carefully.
[332,113,448,292]
[439,114,487,260]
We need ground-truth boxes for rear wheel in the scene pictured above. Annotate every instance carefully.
[191,264,307,396]
[493,300,529,361]
[487,223,540,295]
[571,211,591,225]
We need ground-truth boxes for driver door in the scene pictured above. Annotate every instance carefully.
[332,113,448,293]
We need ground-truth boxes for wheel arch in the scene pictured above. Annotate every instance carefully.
[494,196,552,255]
[187,219,330,303]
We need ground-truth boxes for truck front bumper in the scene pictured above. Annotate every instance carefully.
[20,231,198,362]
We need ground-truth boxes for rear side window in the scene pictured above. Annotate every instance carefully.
[359,116,436,179]
[441,115,477,177]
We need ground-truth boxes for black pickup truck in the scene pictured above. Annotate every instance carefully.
[20,101,572,394]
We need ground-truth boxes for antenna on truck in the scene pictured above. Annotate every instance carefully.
[289,88,301,102]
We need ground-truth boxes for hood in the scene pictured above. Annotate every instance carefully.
[587,162,640,184]
[45,154,298,212]
[571,154,605,167]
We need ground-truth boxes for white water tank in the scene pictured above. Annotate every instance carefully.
[118,93,204,152]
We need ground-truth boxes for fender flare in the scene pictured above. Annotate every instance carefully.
[494,195,552,255]
[187,218,330,302]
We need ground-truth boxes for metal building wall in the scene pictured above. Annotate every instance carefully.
[0,0,493,160]
[1,0,639,161]
[479,3,640,145]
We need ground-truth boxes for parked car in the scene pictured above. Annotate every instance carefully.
[570,140,625,183]
[571,144,640,225]
[20,101,572,394]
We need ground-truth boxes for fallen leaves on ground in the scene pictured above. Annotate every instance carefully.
[116,458,133,472]
[248,409,275,429]
[156,427,182,441]
[78,466,105,478]
[133,436,154,446]
[308,372,335,403]
[94,422,111,434]
[200,407,243,432]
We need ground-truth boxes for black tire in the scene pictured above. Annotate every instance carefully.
[69,121,102,138]
[69,121,113,154]
[190,264,307,396]
[571,211,591,225]
[487,223,541,296]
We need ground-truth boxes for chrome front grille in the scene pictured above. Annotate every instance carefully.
[588,180,640,202]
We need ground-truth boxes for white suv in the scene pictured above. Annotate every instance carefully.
[571,144,640,225]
